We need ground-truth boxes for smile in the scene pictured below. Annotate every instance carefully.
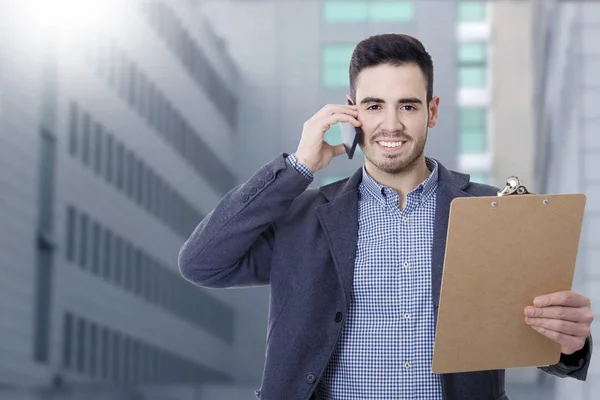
[376,140,407,150]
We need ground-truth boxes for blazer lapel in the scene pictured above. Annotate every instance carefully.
[432,164,472,322]
[316,168,363,307]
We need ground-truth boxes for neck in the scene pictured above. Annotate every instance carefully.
[365,156,431,208]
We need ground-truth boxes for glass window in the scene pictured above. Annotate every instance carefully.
[134,248,142,296]
[76,317,86,374]
[126,151,134,199]
[146,169,154,213]
[119,52,128,99]
[136,160,144,205]
[112,332,121,382]
[116,142,124,191]
[100,327,109,379]
[369,1,414,22]
[66,206,76,262]
[128,63,136,107]
[103,229,112,281]
[62,313,73,368]
[68,102,78,156]
[89,323,98,378]
[458,42,487,88]
[106,134,114,183]
[114,236,123,286]
[123,337,131,383]
[323,1,414,23]
[131,340,140,383]
[124,243,132,292]
[459,107,487,153]
[94,123,103,175]
[82,112,91,166]
[92,222,100,275]
[108,41,117,88]
[322,44,354,88]
[458,1,486,22]
[79,213,88,269]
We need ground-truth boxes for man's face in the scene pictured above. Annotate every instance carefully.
[352,63,439,175]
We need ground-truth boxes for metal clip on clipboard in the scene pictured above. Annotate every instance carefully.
[497,176,533,197]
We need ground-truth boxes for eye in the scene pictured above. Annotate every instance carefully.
[401,105,416,111]
[367,104,381,110]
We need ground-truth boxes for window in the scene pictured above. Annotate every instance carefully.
[114,236,123,286]
[116,142,124,191]
[100,327,109,379]
[132,340,140,383]
[123,337,131,383]
[124,243,132,292]
[108,41,117,88]
[322,44,354,88]
[103,229,113,281]
[93,123,103,175]
[458,1,486,22]
[459,107,487,153]
[76,317,86,373]
[136,160,144,205]
[89,323,98,378]
[92,222,101,275]
[134,249,142,296]
[79,213,88,269]
[322,1,414,23]
[127,151,135,199]
[62,313,73,368]
[106,134,114,183]
[458,42,487,88]
[128,63,136,107]
[66,206,76,262]
[82,112,91,166]
[112,332,121,382]
[68,102,78,156]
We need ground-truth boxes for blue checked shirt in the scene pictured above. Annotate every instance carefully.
[286,153,443,399]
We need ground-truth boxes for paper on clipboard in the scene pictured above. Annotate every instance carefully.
[431,179,586,374]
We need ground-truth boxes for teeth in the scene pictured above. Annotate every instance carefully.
[379,141,403,148]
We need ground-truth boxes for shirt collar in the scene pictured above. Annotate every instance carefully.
[360,158,439,205]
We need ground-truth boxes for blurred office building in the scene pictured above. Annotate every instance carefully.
[0,0,268,397]
[531,0,600,398]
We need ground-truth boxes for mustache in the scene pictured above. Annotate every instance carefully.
[370,132,412,143]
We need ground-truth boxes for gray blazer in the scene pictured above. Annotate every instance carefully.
[178,154,592,400]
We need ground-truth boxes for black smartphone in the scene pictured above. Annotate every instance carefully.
[340,99,361,159]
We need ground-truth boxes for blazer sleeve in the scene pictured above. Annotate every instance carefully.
[538,335,593,381]
[178,153,313,289]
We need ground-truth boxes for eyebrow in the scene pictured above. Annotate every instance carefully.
[359,97,423,105]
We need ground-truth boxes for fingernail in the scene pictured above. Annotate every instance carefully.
[533,297,543,306]
[526,308,535,316]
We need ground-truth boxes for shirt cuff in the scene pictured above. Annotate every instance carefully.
[285,153,314,181]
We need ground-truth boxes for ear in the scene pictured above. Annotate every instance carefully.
[428,96,440,128]
[345,94,354,105]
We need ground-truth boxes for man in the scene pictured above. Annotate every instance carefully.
[178,34,593,400]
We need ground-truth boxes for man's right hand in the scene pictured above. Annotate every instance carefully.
[294,104,362,173]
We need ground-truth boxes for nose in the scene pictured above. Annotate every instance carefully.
[379,107,405,133]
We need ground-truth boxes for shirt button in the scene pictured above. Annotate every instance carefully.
[403,216,408,223]
[402,262,409,268]
[404,362,411,369]
[334,312,343,323]
[404,313,410,319]
[305,372,317,384]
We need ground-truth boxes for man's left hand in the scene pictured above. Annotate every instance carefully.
[524,291,594,355]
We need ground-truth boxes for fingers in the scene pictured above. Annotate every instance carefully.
[524,306,593,323]
[314,104,359,120]
[525,317,591,337]
[529,325,587,354]
[321,113,362,130]
[534,291,591,308]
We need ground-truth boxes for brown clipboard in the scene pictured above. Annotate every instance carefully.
[431,185,586,374]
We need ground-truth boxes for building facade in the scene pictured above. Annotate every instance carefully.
[0,0,265,391]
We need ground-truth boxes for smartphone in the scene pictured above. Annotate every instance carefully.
[340,99,361,159]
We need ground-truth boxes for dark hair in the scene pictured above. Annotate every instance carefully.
[349,33,434,104]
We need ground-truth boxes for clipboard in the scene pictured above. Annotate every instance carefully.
[432,177,587,374]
